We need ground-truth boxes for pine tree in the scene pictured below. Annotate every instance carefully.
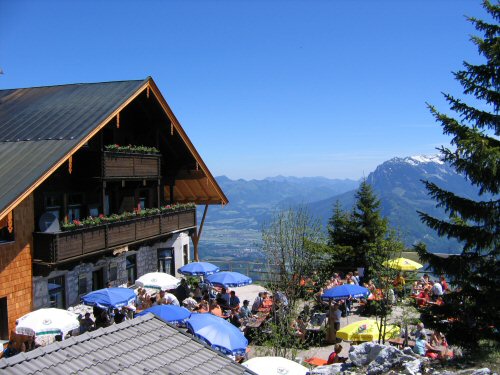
[328,180,389,279]
[417,1,499,347]
[327,200,352,247]
[352,180,388,279]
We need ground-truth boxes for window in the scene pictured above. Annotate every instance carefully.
[108,264,118,281]
[78,275,87,295]
[138,189,150,210]
[48,276,66,309]
[45,193,62,221]
[126,255,137,284]
[68,193,83,222]
[158,248,174,275]
[183,244,189,265]
[0,212,14,243]
[0,297,8,341]
[88,204,99,217]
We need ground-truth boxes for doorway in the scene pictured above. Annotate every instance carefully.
[92,269,104,291]
[0,297,8,341]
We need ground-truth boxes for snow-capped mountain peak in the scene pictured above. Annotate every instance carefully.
[405,155,444,166]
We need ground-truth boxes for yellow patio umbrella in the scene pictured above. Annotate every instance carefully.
[336,319,400,342]
[382,257,423,271]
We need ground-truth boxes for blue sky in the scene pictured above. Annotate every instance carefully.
[0,0,489,180]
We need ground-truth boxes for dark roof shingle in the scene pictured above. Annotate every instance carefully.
[0,79,148,217]
[0,314,256,375]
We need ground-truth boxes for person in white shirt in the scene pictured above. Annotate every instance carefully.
[431,282,443,301]
[165,292,180,306]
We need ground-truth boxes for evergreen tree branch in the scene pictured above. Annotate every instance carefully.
[421,180,500,225]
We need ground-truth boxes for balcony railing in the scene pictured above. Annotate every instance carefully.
[102,151,161,179]
[33,209,195,265]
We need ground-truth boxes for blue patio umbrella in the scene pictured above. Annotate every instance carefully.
[81,288,136,309]
[178,262,220,276]
[321,284,370,301]
[206,271,252,288]
[137,306,191,325]
[186,313,248,356]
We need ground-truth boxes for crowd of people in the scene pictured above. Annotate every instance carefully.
[411,274,449,307]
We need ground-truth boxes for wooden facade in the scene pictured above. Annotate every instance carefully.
[0,77,228,337]
[0,195,34,337]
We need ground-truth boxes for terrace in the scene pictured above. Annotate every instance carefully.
[33,207,196,265]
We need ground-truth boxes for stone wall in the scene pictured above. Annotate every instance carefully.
[33,231,191,309]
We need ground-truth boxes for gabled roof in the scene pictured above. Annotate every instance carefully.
[0,314,256,375]
[0,77,227,220]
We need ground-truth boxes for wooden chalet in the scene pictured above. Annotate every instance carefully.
[0,77,228,342]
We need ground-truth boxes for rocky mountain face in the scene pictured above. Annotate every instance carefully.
[199,156,481,259]
[310,155,482,253]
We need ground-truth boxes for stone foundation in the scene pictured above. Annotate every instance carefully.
[33,232,190,309]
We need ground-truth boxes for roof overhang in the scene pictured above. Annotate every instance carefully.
[0,77,227,221]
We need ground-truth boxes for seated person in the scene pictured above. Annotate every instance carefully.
[0,341,18,359]
[182,296,198,311]
[239,300,253,320]
[410,281,421,296]
[420,273,430,285]
[430,331,447,347]
[291,316,307,342]
[327,344,343,364]
[251,292,264,313]
[218,288,230,308]
[413,338,435,356]
[192,282,203,302]
[195,300,209,313]
[229,291,240,310]
[274,291,289,308]
[156,290,167,305]
[412,322,427,340]
[95,307,113,328]
[415,288,431,307]
[440,276,449,292]
[79,312,95,333]
[165,292,180,306]
[431,281,444,301]
[262,292,273,308]
[209,300,224,317]
[229,310,241,328]
[138,288,151,310]
[174,279,191,303]
[364,279,376,292]
[113,308,127,324]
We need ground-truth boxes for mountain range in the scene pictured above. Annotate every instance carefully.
[198,155,478,260]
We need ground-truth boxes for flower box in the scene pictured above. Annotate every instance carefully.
[103,152,160,178]
[136,216,161,240]
[108,221,136,246]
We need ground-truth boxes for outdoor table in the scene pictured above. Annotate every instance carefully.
[245,316,267,329]
[388,338,416,348]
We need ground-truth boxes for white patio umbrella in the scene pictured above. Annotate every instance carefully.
[242,357,309,375]
[135,272,180,291]
[16,308,79,337]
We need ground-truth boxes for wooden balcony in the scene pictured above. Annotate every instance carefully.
[33,209,195,265]
[102,151,161,179]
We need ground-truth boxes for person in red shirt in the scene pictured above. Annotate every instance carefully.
[415,288,431,307]
[440,276,449,292]
[327,344,343,364]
